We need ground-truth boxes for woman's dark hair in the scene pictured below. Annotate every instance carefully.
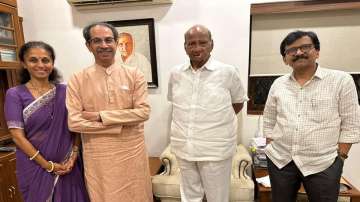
[18,41,62,84]
[280,30,320,57]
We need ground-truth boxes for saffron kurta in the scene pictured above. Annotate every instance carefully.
[65,63,152,202]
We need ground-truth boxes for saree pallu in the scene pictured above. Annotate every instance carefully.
[4,84,89,202]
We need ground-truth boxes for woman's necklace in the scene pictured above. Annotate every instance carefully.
[27,81,55,119]
[28,81,53,97]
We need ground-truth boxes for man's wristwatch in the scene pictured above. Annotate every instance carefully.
[338,150,348,160]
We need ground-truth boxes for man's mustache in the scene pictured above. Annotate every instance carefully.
[293,55,308,62]
[96,48,113,53]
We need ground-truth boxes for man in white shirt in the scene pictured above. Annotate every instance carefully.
[263,30,360,202]
[115,32,152,82]
[168,24,248,202]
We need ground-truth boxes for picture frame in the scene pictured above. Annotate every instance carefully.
[107,18,158,88]
[247,76,280,115]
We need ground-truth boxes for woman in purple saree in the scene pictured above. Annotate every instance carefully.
[4,41,89,202]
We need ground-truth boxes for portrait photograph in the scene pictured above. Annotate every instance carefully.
[107,18,158,88]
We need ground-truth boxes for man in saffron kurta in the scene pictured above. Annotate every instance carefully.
[65,22,153,202]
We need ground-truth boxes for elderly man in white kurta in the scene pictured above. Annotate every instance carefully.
[168,25,248,202]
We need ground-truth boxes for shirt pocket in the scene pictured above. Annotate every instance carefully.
[309,96,337,123]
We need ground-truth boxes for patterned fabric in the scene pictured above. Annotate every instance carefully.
[263,66,360,176]
[6,120,24,129]
[168,57,249,161]
[23,87,55,123]
[66,63,152,202]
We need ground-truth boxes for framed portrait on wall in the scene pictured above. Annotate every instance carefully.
[107,18,158,88]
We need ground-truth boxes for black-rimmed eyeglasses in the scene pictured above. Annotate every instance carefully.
[285,44,314,56]
[89,37,115,45]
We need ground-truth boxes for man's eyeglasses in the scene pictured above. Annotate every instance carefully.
[284,44,314,56]
[89,37,115,45]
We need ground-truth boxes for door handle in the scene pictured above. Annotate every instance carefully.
[8,187,13,198]
[11,185,16,195]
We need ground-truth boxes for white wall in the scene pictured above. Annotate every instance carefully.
[17,0,360,188]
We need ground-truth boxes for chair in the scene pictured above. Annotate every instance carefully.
[152,144,255,202]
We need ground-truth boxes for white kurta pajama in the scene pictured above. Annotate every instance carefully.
[168,57,248,202]
[66,63,153,202]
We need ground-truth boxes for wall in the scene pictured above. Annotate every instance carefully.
[17,0,360,188]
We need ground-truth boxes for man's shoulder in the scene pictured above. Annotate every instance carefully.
[209,59,238,73]
[319,67,352,81]
[116,63,145,79]
[68,65,95,82]
[321,67,349,76]
[210,59,231,67]
[270,74,290,88]
[170,62,188,74]
[117,63,139,74]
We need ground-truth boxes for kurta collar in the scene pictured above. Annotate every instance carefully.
[95,62,117,75]
[182,56,216,72]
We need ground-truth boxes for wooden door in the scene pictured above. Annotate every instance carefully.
[7,155,22,202]
[0,69,10,142]
[0,152,22,202]
[0,157,8,202]
[0,152,12,202]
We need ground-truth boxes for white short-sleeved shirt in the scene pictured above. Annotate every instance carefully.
[168,58,249,161]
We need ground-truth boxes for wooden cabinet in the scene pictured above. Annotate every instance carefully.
[0,0,23,142]
[0,1,23,201]
[0,151,22,202]
[0,0,23,69]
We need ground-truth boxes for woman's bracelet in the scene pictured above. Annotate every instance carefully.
[70,146,79,157]
[72,146,79,153]
[70,150,78,158]
[46,161,54,173]
[29,150,39,160]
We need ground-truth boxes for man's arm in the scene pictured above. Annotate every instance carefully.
[263,84,278,144]
[99,69,150,126]
[229,67,248,114]
[337,74,360,156]
[338,143,352,160]
[66,74,120,134]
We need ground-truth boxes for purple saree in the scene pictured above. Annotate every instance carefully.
[4,84,89,202]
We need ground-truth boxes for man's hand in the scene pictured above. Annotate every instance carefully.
[82,111,101,121]
[266,138,273,144]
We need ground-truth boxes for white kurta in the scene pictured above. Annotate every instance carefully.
[168,58,249,161]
